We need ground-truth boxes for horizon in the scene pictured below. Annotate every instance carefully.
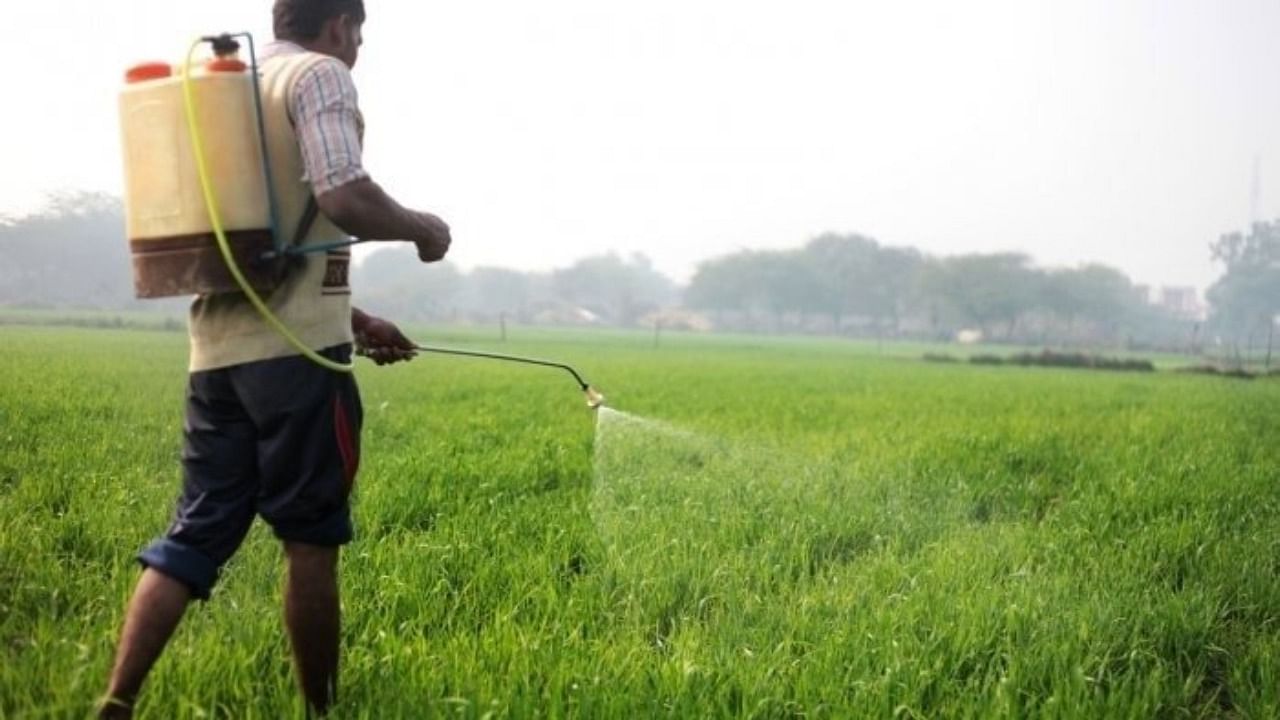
[1,192,1219,298]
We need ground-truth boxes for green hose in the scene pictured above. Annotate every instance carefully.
[181,38,354,374]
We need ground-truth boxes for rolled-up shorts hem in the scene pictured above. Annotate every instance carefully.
[138,539,220,601]
[270,505,353,547]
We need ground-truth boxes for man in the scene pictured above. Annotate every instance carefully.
[99,1,450,716]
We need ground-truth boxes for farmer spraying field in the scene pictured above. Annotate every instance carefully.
[100,1,452,716]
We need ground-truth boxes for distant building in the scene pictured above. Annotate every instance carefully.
[1157,286,1206,321]
[639,308,713,332]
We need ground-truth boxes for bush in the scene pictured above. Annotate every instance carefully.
[1007,350,1154,373]
[1177,365,1256,380]
[963,350,1154,373]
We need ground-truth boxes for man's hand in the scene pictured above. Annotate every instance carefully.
[352,308,416,366]
[414,213,451,263]
[316,179,451,264]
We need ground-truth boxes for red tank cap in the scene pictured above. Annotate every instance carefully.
[125,62,172,84]
[206,57,248,73]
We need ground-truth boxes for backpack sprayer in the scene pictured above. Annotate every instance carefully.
[119,33,605,407]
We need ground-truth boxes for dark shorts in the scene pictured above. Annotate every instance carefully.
[139,345,362,599]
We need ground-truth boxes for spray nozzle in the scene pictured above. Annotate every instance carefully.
[585,387,606,410]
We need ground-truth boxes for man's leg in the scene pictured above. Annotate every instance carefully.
[101,365,258,717]
[99,569,192,719]
[284,541,341,715]
[243,349,360,715]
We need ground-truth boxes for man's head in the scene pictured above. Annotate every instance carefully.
[273,0,365,68]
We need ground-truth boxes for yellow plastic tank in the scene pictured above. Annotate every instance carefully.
[119,56,276,298]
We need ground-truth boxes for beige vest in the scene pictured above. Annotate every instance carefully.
[187,51,354,372]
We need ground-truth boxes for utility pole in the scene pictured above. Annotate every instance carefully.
[1267,316,1275,371]
[1251,155,1262,227]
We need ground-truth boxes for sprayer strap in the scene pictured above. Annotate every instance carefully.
[293,196,319,248]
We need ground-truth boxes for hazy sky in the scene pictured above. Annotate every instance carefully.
[4,0,1277,290]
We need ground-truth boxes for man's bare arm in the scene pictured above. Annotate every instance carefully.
[317,178,451,262]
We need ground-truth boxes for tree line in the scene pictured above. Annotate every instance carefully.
[352,246,678,329]
[1,192,1275,355]
[684,233,1187,349]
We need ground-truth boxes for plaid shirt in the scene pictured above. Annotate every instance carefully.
[261,41,369,196]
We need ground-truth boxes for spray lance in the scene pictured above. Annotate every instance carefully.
[359,343,607,409]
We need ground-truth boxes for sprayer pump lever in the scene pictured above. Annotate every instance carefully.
[204,34,240,55]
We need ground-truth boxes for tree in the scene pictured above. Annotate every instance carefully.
[353,245,463,322]
[1042,264,1136,343]
[864,245,924,335]
[464,266,533,321]
[920,253,1042,338]
[800,233,879,329]
[685,253,754,315]
[686,249,821,331]
[0,191,137,308]
[552,252,676,326]
[798,234,925,335]
[1207,221,1280,350]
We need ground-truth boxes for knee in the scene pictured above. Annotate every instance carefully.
[284,542,339,574]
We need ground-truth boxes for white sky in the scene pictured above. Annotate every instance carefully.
[3,0,1278,291]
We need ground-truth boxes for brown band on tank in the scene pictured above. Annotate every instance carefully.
[129,232,273,254]
[130,229,286,299]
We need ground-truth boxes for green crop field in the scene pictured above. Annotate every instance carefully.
[1,325,1278,719]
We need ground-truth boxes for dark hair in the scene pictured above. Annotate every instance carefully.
[273,0,366,41]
